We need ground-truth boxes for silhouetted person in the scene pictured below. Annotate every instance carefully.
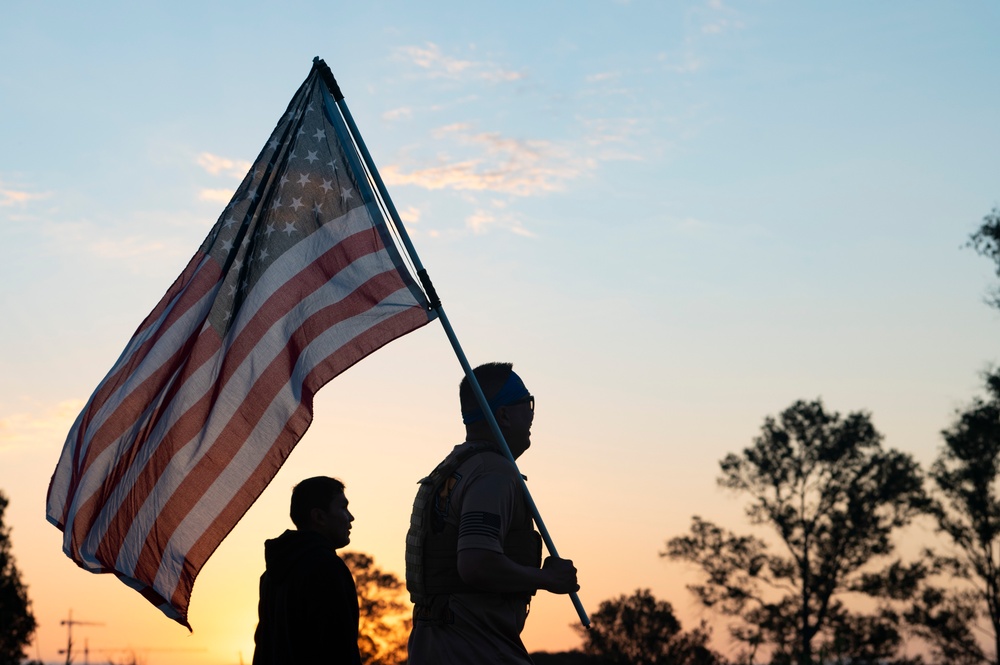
[405,362,579,664]
[252,476,361,665]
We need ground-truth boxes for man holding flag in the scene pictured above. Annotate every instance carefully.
[405,362,579,664]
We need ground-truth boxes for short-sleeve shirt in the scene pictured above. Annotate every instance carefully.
[408,442,536,665]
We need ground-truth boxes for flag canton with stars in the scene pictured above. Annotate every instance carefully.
[201,80,364,333]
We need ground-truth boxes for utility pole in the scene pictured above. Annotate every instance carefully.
[58,609,104,665]
[88,646,208,665]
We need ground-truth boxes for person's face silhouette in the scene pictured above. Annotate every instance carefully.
[311,490,354,549]
[498,394,534,459]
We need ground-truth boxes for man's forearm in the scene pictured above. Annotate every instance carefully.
[457,549,578,594]
[457,549,546,593]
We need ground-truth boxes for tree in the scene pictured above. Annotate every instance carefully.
[905,580,984,665]
[0,490,36,665]
[969,206,1000,309]
[530,651,609,665]
[575,589,723,665]
[912,369,1000,664]
[341,552,411,665]
[664,399,929,665]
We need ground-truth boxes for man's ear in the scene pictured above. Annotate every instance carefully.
[309,506,327,527]
[494,405,511,427]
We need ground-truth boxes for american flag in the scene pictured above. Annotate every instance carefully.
[46,61,435,627]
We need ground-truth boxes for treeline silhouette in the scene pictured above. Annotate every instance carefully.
[529,367,1000,665]
[0,490,36,665]
[530,208,1000,665]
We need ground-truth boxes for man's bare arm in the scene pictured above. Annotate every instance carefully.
[457,549,579,594]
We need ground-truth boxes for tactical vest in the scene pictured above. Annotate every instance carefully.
[405,441,543,607]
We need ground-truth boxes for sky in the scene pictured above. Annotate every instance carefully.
[2,1,999,663]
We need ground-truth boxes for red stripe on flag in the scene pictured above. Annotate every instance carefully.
[92,233,398,572]
[68,325,224,558]
[167,305,431,619]
[74,253,218,456]
[67,227,380,549]
[114,573,182,623]
[60,255,221,528]
[124,268,415,588]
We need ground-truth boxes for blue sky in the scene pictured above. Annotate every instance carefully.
[2,2,999,663]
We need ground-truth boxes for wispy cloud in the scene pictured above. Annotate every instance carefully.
[466,209,536,238]
[433,122,474,137]
[412,206,534,239]
[659,50,704,74]
[199,188,236,203]
[652,0,739,77]
[195,153,250,205]
[397,43,525,83]
[87,235,175,260]
[398,206,421,224]
[0,400,85,452]
[586,72,621,84]
[41,214,206,270]
[581,117,644,150]
[196,152,252,178]
[699,0,744,35]
[0,180,49,207]
[383,107,413,121]
[702,17,739,35]
[383,126,593,197]
[466,210,495,234]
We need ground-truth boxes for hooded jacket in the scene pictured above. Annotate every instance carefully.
[252,529,361,665]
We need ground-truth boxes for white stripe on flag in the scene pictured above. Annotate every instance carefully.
[150,282,417,597]
[100,208,413,576]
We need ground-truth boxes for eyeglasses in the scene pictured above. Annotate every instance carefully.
[510,395,534,412]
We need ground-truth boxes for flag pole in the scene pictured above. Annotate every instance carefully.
[313,58,590,628]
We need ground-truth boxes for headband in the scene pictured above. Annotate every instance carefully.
[461,372,529,424]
